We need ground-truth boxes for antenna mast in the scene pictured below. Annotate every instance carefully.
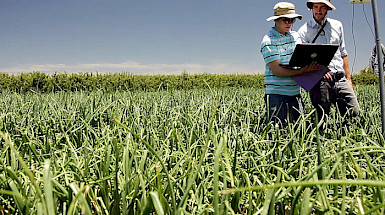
[350,0,385,137]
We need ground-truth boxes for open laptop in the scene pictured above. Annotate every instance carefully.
[281,43,339,91]
[281,43,339,68]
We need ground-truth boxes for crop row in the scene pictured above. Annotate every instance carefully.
[0,71,379,93]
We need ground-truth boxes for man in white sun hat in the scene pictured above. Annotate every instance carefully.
[298,0,361,119]
[261,2,318,124]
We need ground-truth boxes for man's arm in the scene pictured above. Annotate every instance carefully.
[342,56,353,87]
[297,22,313,44]
[268,60,319,77]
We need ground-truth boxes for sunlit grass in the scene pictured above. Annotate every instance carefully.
[0,86,384,214]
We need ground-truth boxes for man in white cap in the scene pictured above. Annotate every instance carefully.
[261,2,318,124]
[298,0,361,119]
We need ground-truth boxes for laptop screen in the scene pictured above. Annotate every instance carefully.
[289,43,339,67]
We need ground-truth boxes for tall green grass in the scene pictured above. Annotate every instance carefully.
[0,86,384,214]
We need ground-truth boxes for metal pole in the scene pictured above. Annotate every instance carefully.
[371,0,385,136]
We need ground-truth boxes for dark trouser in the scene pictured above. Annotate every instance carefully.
[265,94,303,124]
[310,75,360,118]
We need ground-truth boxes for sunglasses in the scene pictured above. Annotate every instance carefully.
[281,18,296,24]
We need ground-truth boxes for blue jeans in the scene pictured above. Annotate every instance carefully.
[265,94,304,123]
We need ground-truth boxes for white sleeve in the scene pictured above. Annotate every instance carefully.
[297,23,310,43]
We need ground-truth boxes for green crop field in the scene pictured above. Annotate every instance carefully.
[1,85,385,214]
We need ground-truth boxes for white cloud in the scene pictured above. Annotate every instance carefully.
[0,61,263,75]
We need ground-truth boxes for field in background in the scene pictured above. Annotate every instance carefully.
[0,72,379,93]
[1,86,385,214]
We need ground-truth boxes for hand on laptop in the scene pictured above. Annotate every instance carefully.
[299,61,319,74]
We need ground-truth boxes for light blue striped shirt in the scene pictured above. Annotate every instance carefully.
[298,18,348,74]
[261,27,300,96]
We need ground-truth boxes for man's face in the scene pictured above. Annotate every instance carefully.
[312,3,329,23]
[274,18,295,34]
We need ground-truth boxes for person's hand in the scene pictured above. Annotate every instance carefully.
[347,76,354,87]
[299,61,319,74]
[322,72,333,82]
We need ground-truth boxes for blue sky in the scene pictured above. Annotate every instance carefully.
[0,0,383,75]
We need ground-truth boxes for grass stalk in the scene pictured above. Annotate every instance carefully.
[213,134,225,215]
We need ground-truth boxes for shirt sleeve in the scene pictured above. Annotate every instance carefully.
[297,24,310,43]
[260,36,280,64]
[291,31,302,45]
[339,23,348,57]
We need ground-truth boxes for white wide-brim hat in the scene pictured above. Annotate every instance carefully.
[306,0,336,10]
[266,2,303,21]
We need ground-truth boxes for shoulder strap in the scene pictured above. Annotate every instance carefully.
[312,20,327,43]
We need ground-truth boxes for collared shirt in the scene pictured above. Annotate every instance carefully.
[260,27,300,96]
[298,18,348,74]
